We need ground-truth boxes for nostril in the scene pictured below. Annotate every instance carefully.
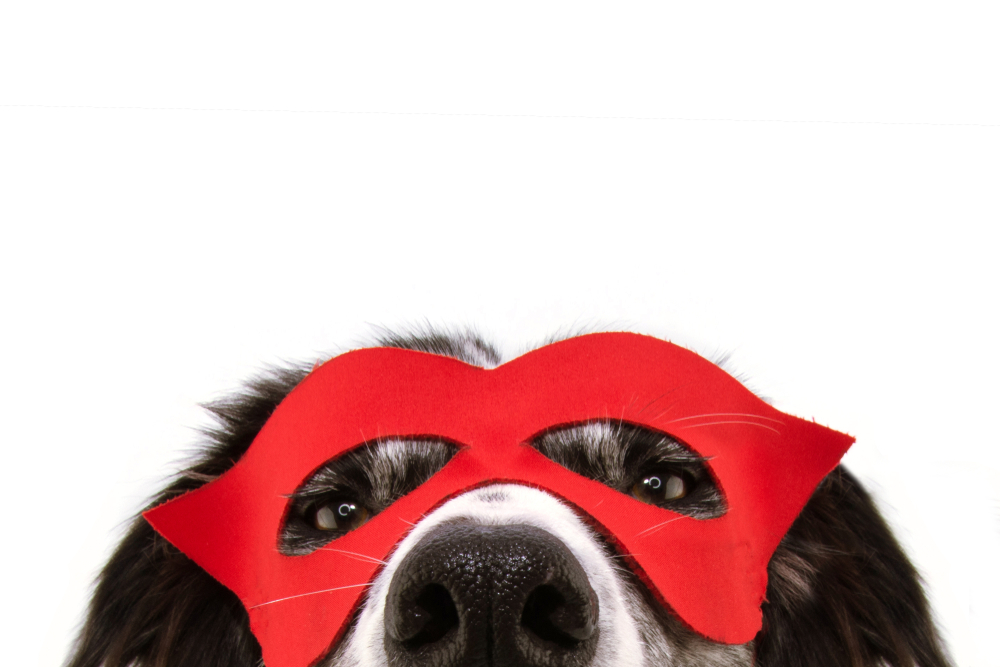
[522,584,597,647]
[384,523,600,667]
[394,584,459,648]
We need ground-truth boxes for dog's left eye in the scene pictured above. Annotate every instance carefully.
[308,500,370,532]
[530,421,727,519]
[632,471,689,504]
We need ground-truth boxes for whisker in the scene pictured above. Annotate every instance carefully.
[636,515,685,537]
[399,517,416,527]
[318,548,387,565]
[250,583,373,609]
[649,404,678,422]
[675,420,781,435]
[666,412,784,425]
[636,386,684,416]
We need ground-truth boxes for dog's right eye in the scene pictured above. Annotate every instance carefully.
[280,438,459,555]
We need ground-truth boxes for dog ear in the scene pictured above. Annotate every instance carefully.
[64,515,261,667]
[756,466,953,667]
[65,366,308,667]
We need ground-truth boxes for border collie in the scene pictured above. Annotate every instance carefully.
[65,330,953,667]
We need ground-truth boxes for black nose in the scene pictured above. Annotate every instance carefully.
[383,523,599,667]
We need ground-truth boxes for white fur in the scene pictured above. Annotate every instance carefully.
[331,484,647,667]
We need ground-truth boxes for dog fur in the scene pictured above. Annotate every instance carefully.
[65,330,954,667]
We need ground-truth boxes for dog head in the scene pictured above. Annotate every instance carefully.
[65,330,953,667]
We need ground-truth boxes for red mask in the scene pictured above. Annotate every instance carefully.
[145,333,853,667]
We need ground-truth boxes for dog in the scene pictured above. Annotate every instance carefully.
[65,329,953,667]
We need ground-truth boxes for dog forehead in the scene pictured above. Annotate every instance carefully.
[257,331,747,466]
[144,332,854,667]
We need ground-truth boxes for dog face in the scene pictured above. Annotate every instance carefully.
[65,331,953,667]
[285,429,749,667]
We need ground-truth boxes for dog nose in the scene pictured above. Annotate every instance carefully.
[383,523,599,667]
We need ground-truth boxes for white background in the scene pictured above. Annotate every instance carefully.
[2,2,998,666]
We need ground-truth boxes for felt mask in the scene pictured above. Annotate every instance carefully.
[145,333,853,667]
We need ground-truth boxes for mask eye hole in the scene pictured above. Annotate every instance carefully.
[530,421,726,520]
[280,438,459,556]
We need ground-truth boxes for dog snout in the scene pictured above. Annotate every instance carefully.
[383,522,600,667]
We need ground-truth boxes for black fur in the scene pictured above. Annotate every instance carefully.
[65,337,954,667]
[65,366,306,667]
[758,468,952,667]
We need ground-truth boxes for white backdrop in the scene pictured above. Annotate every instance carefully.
[2,3,997,666]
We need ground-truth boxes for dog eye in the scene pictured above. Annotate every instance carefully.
[530,421,727,520]
[309,500,370,532]
[632,471,688,505]
[280,437,459,555]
